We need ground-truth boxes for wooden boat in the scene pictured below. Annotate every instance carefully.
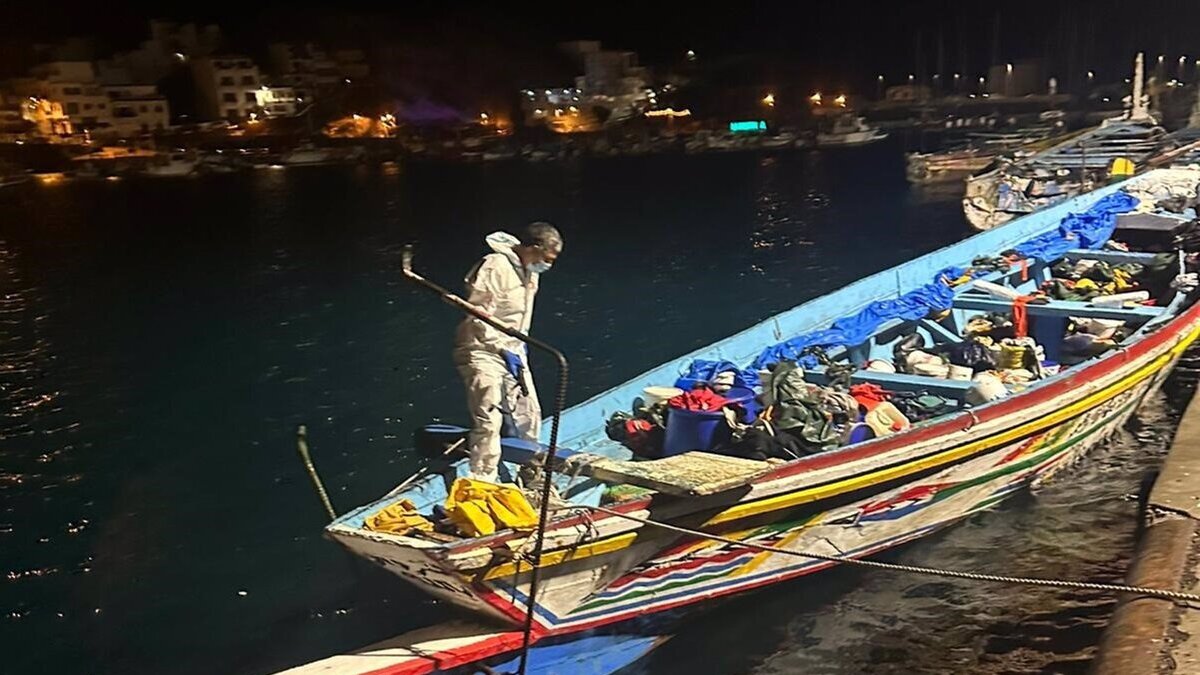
[306,168,1200,674]
[962,119,1165,230]
[816,114,887,147]
[906,128,1078,185]
[963,54,1167,231]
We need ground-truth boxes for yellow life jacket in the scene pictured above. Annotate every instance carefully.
[444,477,539,537]
[364,498,434,535]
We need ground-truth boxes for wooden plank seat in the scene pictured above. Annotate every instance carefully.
[1063,248,1169,265]
[952,295,1165,322]
[805,365,974,397]
[500,438,773,496]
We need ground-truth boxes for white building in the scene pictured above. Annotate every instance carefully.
[17,61,111,130]
[254,85,298,117]
[3,60,170,138]
[104,84,169,135]
[193,56,264,121]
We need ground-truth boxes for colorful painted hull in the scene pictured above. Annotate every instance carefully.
[324,168,1200,672]
[331,285,1199,643]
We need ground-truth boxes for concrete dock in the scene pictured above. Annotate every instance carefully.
[1094,391,1200,674]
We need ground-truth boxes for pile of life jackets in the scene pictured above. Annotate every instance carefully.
[364,478,539,538]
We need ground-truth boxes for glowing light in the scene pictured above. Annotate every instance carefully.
[809,92,822,105]
[644,108,692,118]
[762,92,775,107]
[344,78,352,84]
[729,120,766,133]
[833,94,847,107]
[686,49,696,61]
[479,112,490,122]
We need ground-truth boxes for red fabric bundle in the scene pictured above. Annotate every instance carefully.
[668,388,729,411]
[849,383,889,412]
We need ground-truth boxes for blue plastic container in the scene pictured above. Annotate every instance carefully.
[722,386,762,423]
[662,407,728,457]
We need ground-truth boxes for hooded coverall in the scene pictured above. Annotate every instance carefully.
[453,232,542,483]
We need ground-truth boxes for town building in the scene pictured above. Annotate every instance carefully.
[255,85,298,117]
[520,42,651,129]
[15,61,111,129]
[4,60,170,138]
[0,94,71,139]
[266,43,370,104]
[192,56,264,120]
[104,84,170,135]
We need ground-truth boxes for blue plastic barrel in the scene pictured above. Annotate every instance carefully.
[722,387,761,423]
[662,408,728,456]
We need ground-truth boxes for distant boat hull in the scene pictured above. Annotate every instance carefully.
[817,129,888,147]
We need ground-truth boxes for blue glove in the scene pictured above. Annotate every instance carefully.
[501,350,529,397]
[501,350,524,379]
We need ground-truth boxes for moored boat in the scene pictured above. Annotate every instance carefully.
[817,114,887,147]
[963,54,1166,231]
[307,167,1200,674]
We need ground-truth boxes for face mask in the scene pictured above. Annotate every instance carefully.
[528,261,552,274]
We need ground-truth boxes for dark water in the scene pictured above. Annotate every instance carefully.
[0,141,1183,675]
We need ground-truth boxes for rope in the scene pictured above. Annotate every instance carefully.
[558,504,1200,605]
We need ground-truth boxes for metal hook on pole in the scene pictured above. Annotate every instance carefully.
[400,244,569,675]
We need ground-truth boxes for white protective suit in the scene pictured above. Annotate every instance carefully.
[453,232,543,482]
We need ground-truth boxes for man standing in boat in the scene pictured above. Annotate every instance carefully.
[454,223,563,483]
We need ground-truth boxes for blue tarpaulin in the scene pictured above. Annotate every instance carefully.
[751,266,968,369]
[675,359,761,389]
[1012,192,1139,262]
[682,190,1140,376]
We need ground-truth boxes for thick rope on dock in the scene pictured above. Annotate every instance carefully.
[559,504,1200,605]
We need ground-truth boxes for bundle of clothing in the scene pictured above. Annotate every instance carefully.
[1041,258,1143,301]
[713,361,955,461]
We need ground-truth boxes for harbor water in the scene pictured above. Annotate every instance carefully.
[0,141,1190,674]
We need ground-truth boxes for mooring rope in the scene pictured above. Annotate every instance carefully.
[556,504,1200,605]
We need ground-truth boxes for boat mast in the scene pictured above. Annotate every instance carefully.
[1130,52,1150,121]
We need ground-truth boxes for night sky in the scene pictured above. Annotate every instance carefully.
[3,0,1200,93]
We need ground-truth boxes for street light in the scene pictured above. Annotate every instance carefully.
[809,92,822,105]
[1087,70,1095,85]
[908,73,915,85]
[1005,63,1013,96]
[762,92,776,107]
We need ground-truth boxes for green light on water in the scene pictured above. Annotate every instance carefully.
[729,120,766,133]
